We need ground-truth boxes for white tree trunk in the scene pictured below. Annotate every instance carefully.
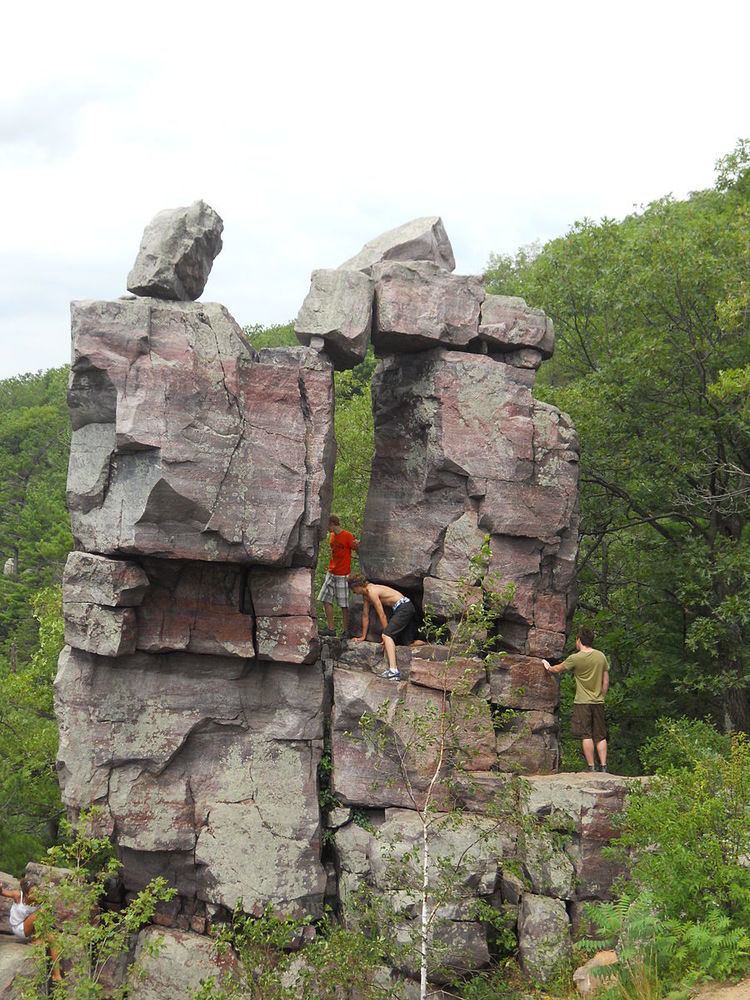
[420,817,429,1000]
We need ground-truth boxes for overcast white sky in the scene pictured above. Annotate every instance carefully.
[1,0,748,379]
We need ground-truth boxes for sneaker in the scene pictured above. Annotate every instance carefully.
[381,669,401,681]
[599,765,608,773]
[319,628,336,637]
[587,765,596,772]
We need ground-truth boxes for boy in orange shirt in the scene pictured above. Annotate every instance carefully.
[318,515,358,636]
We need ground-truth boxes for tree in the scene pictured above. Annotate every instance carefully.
[486,139,750,745]
[0,367,71,665]
[0,587,64,873]
[588,720,750,994]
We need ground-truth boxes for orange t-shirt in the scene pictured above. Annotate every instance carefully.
[328,530,356,576]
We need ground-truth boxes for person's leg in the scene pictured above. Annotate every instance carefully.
[593,705,608,770]
[381,634,398,672]
[341,607,349,632]
[323,602,335,630]
[581,738,595,768]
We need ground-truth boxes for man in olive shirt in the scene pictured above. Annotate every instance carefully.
[543,626,610,772]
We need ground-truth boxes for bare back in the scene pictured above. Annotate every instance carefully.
[363,583,404,608]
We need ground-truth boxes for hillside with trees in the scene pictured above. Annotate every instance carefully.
[0,141,748,996]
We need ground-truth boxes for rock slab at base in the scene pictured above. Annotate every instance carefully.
[128,927,233,999]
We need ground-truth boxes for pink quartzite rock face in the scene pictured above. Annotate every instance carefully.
[54,645,326,915]
[372,262,485,353]
[63,551,149,606]
[479,294,555,358]
[68,298,334,566]
[135,560,254,658]
[359,349,578,660]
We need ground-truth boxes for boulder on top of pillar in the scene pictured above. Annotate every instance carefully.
[127,200,223,301]
[340,216,455,274]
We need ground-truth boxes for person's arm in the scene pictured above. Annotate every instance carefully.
[602,670,609,696]
[351,536,359,551]
[351,593,371,642]
[369,591,389,631]
[543,658,568,675]
[0,884,21,902]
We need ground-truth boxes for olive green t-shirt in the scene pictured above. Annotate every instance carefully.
[561,649,609,704]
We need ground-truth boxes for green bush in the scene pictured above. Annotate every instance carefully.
[589,722,750,993]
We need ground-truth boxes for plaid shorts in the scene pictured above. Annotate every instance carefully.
[318,572,349,608]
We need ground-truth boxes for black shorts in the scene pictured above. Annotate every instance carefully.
[571,703,607,743]
[382,600,416,645]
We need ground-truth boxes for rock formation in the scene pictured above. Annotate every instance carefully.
[58,203,334,930]
[51,209,629,998]
[127,200,224,301]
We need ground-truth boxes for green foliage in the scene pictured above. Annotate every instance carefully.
[0,367,71,665]
[17,811,175,999]
[194,904,391,1000]
[587,725,750,992]
[0,586,64,873]
[486,140,750,767]
[243,321,298,350]
[422,534,516,660]
[638,716,730,773]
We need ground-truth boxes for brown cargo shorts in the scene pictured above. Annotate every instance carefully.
[571,703,607,743]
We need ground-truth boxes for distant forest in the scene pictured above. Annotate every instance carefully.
[0,141,748,873]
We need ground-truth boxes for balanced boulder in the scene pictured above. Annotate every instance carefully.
[127,200,223,301]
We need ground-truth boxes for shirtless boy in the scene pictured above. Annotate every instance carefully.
[348,576,415,680]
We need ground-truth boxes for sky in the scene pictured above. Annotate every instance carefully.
[1,0,748,379]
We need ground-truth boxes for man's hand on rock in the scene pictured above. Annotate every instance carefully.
[351,636,366,643]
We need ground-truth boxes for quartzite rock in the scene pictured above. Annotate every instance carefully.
[55,646,327,914]
[331,667,495,810]
[495,710,559,774]
[128,927,235,999]
[479,294,555,357]
[489,655,559,712]
[63,602,137,657]
[524,773,633,899]
[68,298,334,566]
[518,894,572,982]
[340,216,455,274]
[0,871,18,935]
[135,560,254,658]
[360,350,577,584]
[63,552,149,607]
[127,200,224,301]
[0,937,36,997]
[295,268,374,369]
[336,808,512,981]
[372,262,484,353]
